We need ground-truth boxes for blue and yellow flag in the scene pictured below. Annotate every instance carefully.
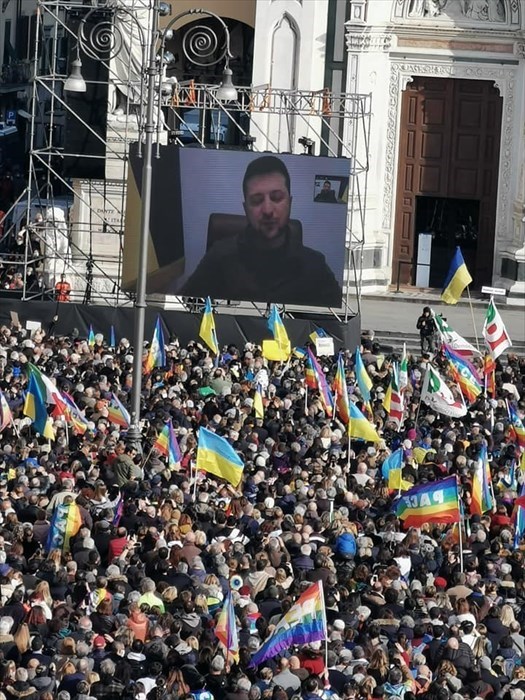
[24,373,55,440]
[196,427,244,487]
[441,247,472,305]
[381,448,403,480]
[199,297,219,355]
[267,306,291,352]
[309,327,328,344]
[349,401,380,443]
[355,347,373,403]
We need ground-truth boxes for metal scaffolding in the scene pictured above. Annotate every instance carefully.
[3,0,371,316]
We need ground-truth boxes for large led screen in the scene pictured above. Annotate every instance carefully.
[123,145,350,307]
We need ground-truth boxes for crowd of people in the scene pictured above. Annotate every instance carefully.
[0,316,523,700]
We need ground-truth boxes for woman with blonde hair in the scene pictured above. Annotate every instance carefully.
[162,586,179,605]
[46,549,63,571]
[90,481,108,509]
[367,648,389,686]
[13,623,30,654]
[194,530,207,548]
[500,604,516,628]
[275,567,293,590]
[30,581,53,619]
[186,635,199,651]
[194,593,210,616]
[359,675,377,700]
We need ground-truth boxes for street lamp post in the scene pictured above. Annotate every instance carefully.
[65,2,237,450]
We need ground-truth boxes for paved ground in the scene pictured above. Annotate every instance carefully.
[360,294,525,341]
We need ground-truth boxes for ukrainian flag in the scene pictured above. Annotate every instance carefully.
[199,297,219,355]
[309,327,328,344]
[197,427,244,487]
[349,402,380,443]
[24,373,55,440]
[355,347,373,402]
[441,247,472,305]
[267,305,291,352]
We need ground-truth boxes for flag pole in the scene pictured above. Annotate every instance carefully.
[347,413,352,477]
[192,460,198,502]
[458,510,464,574]
[466,286,481,352]
[318,580,329,676]
[140,445,155,471]
[414,366,427,427]
[304,385,308,416]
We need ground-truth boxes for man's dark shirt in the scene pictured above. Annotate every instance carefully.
[180,227,342,306]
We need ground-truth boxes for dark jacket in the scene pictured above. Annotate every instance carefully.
[4,681,39,700]
[113,454,135,487]
[180,229,342,307]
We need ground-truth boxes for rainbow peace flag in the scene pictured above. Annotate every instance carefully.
[471,444,493,515]
[249,581,326,667]
[305,351,318,390]
[0,390,13,432]
[307,348,333,417]
[46,502,82,552]
[88,324,95,347]
[332,353,350,424]
[61,391,89,435]
[154,420,181,470]
[196,427,244,487]
[444,345,482,404]
[107,392,131,429]
[508,403,525,450]
[215,593,239,664]
[395,476,460,528]
[144,316,166,374]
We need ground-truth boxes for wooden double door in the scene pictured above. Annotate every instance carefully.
[392,77,502,287]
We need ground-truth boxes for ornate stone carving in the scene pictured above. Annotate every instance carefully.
[408,0,442,18]
[394,0,519,25]
[346,32,392,52]
[382,61,516,262]
[515,42,525,58]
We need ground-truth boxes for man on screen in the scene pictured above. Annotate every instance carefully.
[180,155,342,306]
[315,180,338,204]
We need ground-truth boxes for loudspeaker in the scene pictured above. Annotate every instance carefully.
[63,11,108,180]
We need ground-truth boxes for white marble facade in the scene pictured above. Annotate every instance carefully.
[252,0,525,302]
